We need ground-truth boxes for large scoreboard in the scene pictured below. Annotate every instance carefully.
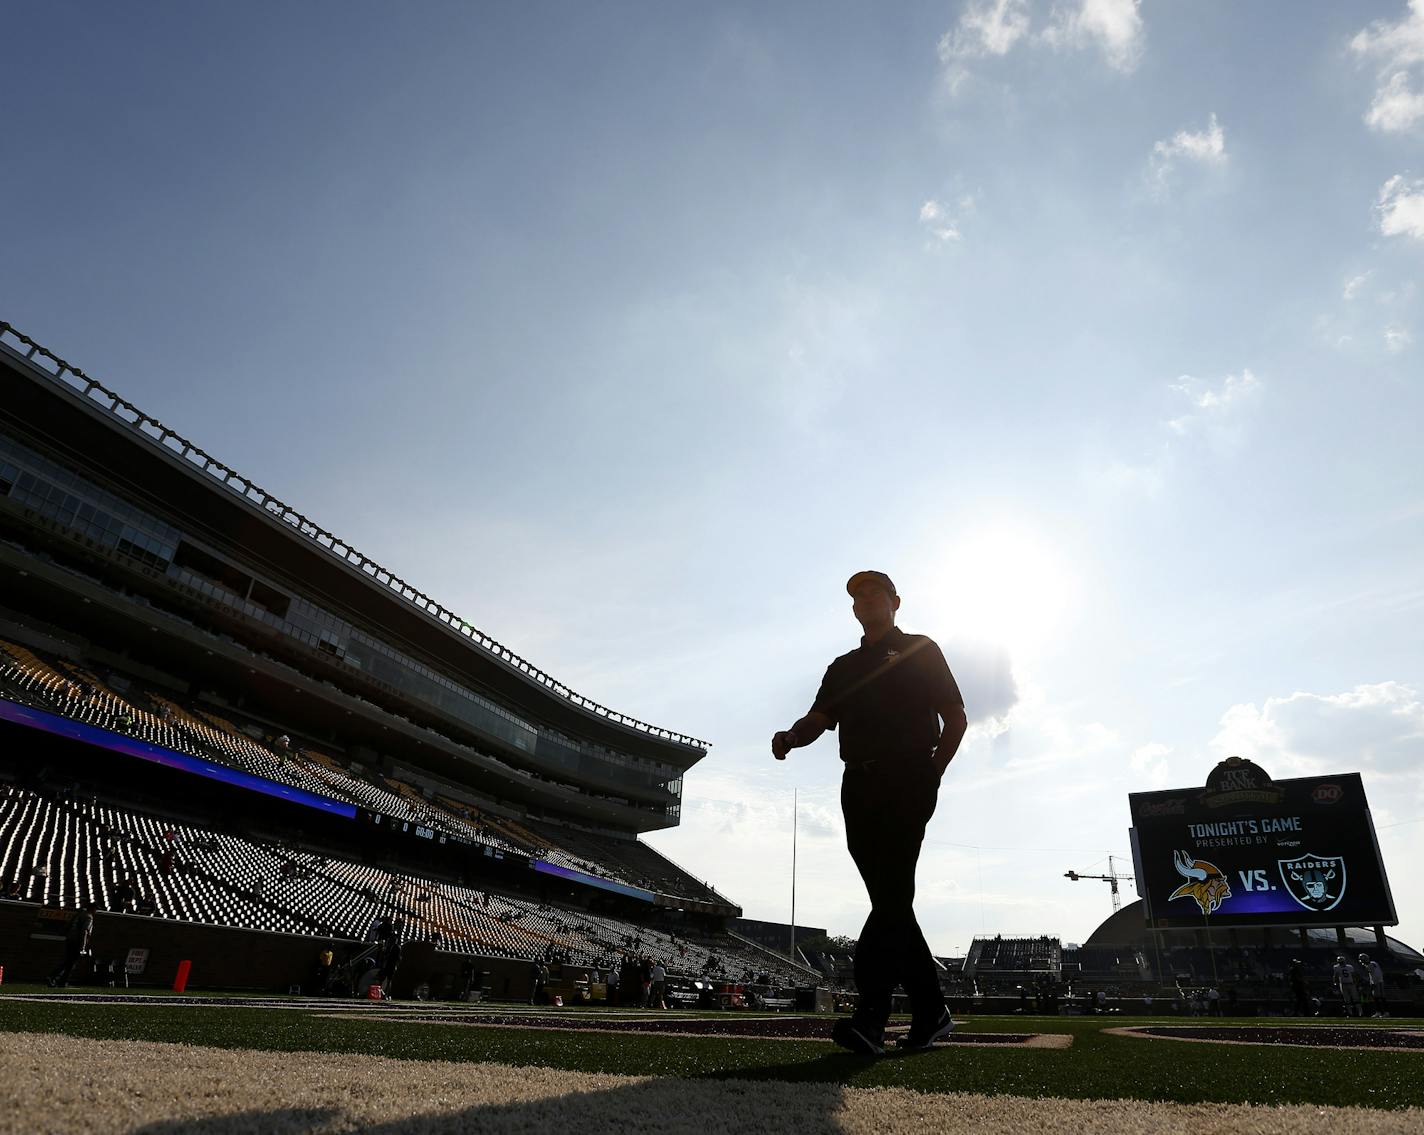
[1129,757,1396,930]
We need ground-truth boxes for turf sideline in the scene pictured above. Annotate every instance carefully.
[3,1031,1421,1135]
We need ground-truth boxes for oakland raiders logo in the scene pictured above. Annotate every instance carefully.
[1279,854,1346,913]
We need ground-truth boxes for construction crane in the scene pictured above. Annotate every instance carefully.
[1064,854,1135,912]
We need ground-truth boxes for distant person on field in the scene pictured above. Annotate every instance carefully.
[650,961,667,1009]
[378,923,403,998]
[314,944,334,994]
[47,902,96,987]
[1333,955,1362,1017]
[772,571,967,1055]
[1358,953,1387,1018]
[1288,959,1311,1016]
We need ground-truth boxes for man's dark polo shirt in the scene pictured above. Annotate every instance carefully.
[811,626,963,768]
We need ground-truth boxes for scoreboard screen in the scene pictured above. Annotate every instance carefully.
[1129,758,1396,930]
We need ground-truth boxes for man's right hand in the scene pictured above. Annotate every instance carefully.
[771,731,796,760]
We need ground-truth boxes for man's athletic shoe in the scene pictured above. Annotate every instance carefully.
[896,1008,956,1051]
[831,1018,885,1056]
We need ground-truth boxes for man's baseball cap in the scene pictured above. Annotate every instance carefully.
[846,570,897,597]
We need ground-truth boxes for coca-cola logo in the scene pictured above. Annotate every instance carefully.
[1139,799,1185,817]
[1312,783,1344,805]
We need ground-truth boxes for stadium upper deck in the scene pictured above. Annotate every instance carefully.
[0,321,707,837]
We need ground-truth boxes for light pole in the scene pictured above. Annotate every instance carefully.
[790,787,798,962]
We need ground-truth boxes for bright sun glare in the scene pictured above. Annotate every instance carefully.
[920,525,1075,661]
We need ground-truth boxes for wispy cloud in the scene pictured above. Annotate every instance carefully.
[1129,742,1173,788]
[1148,113,1227,194]
[1318,268,1417,361]
[1043,0,1145,74]
[938,0,1031,61]
[918,195,976,246]
[1343,271,1373,300]
[1088,369,1260,496]
[936,0,1032,95]
[1366,71,1424,133]
[1166,369,1260,435]
[1377,174,1424,240]
[937,0,1145,92]
[1352,0,1424,134]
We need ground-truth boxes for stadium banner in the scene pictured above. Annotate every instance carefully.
[531,859,656,903]
[1128,757,1396,930]
[0,697,358,819]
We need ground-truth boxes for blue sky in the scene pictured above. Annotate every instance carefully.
[3,0,1422,954]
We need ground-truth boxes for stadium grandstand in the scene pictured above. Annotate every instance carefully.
[3,319,1414,1017]
[0,320,823,999]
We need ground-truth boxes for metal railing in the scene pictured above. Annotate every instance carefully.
[0,320,709,751]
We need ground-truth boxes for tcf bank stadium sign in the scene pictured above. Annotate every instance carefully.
[1128,758,1398,931]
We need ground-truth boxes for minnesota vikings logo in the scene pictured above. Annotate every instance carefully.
[1168,850,1231,915]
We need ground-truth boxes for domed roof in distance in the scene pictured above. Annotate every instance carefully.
[1083,899,1422,961]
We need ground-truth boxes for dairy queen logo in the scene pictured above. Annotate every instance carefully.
[1279,854,1347,913]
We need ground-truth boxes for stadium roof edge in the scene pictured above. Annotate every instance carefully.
[0,320,710,757]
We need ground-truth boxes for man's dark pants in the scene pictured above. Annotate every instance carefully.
[49,943,85,987]
[842,760,947,1033]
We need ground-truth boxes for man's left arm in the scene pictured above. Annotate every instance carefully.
[923,639,967,776]
[933,699,968,777]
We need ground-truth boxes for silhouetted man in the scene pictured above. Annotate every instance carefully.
[773,571,967,1055]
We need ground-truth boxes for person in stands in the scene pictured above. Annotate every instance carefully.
[111,875,136,913]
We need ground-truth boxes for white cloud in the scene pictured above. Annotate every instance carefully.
[1212,682,1424,780]
[919,200,961,243]
[1366,71,1424,133]
[1377,174,1424,240]
[939,0,1144,91]
[1385,325,1413,352]
[1343,271,1373,300]
[918,195,976,245]
[938,0,1031,61]
[1217,681,1424,946]
[1043,0,1145,73]
[1129,742,1172,787]
[1352,0,1424,66]
[1353,2,1424,132]
[1148,113,1227,193]
[1166,369,1260,435]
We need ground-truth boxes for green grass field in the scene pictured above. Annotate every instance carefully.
[1,989,1421,1111]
